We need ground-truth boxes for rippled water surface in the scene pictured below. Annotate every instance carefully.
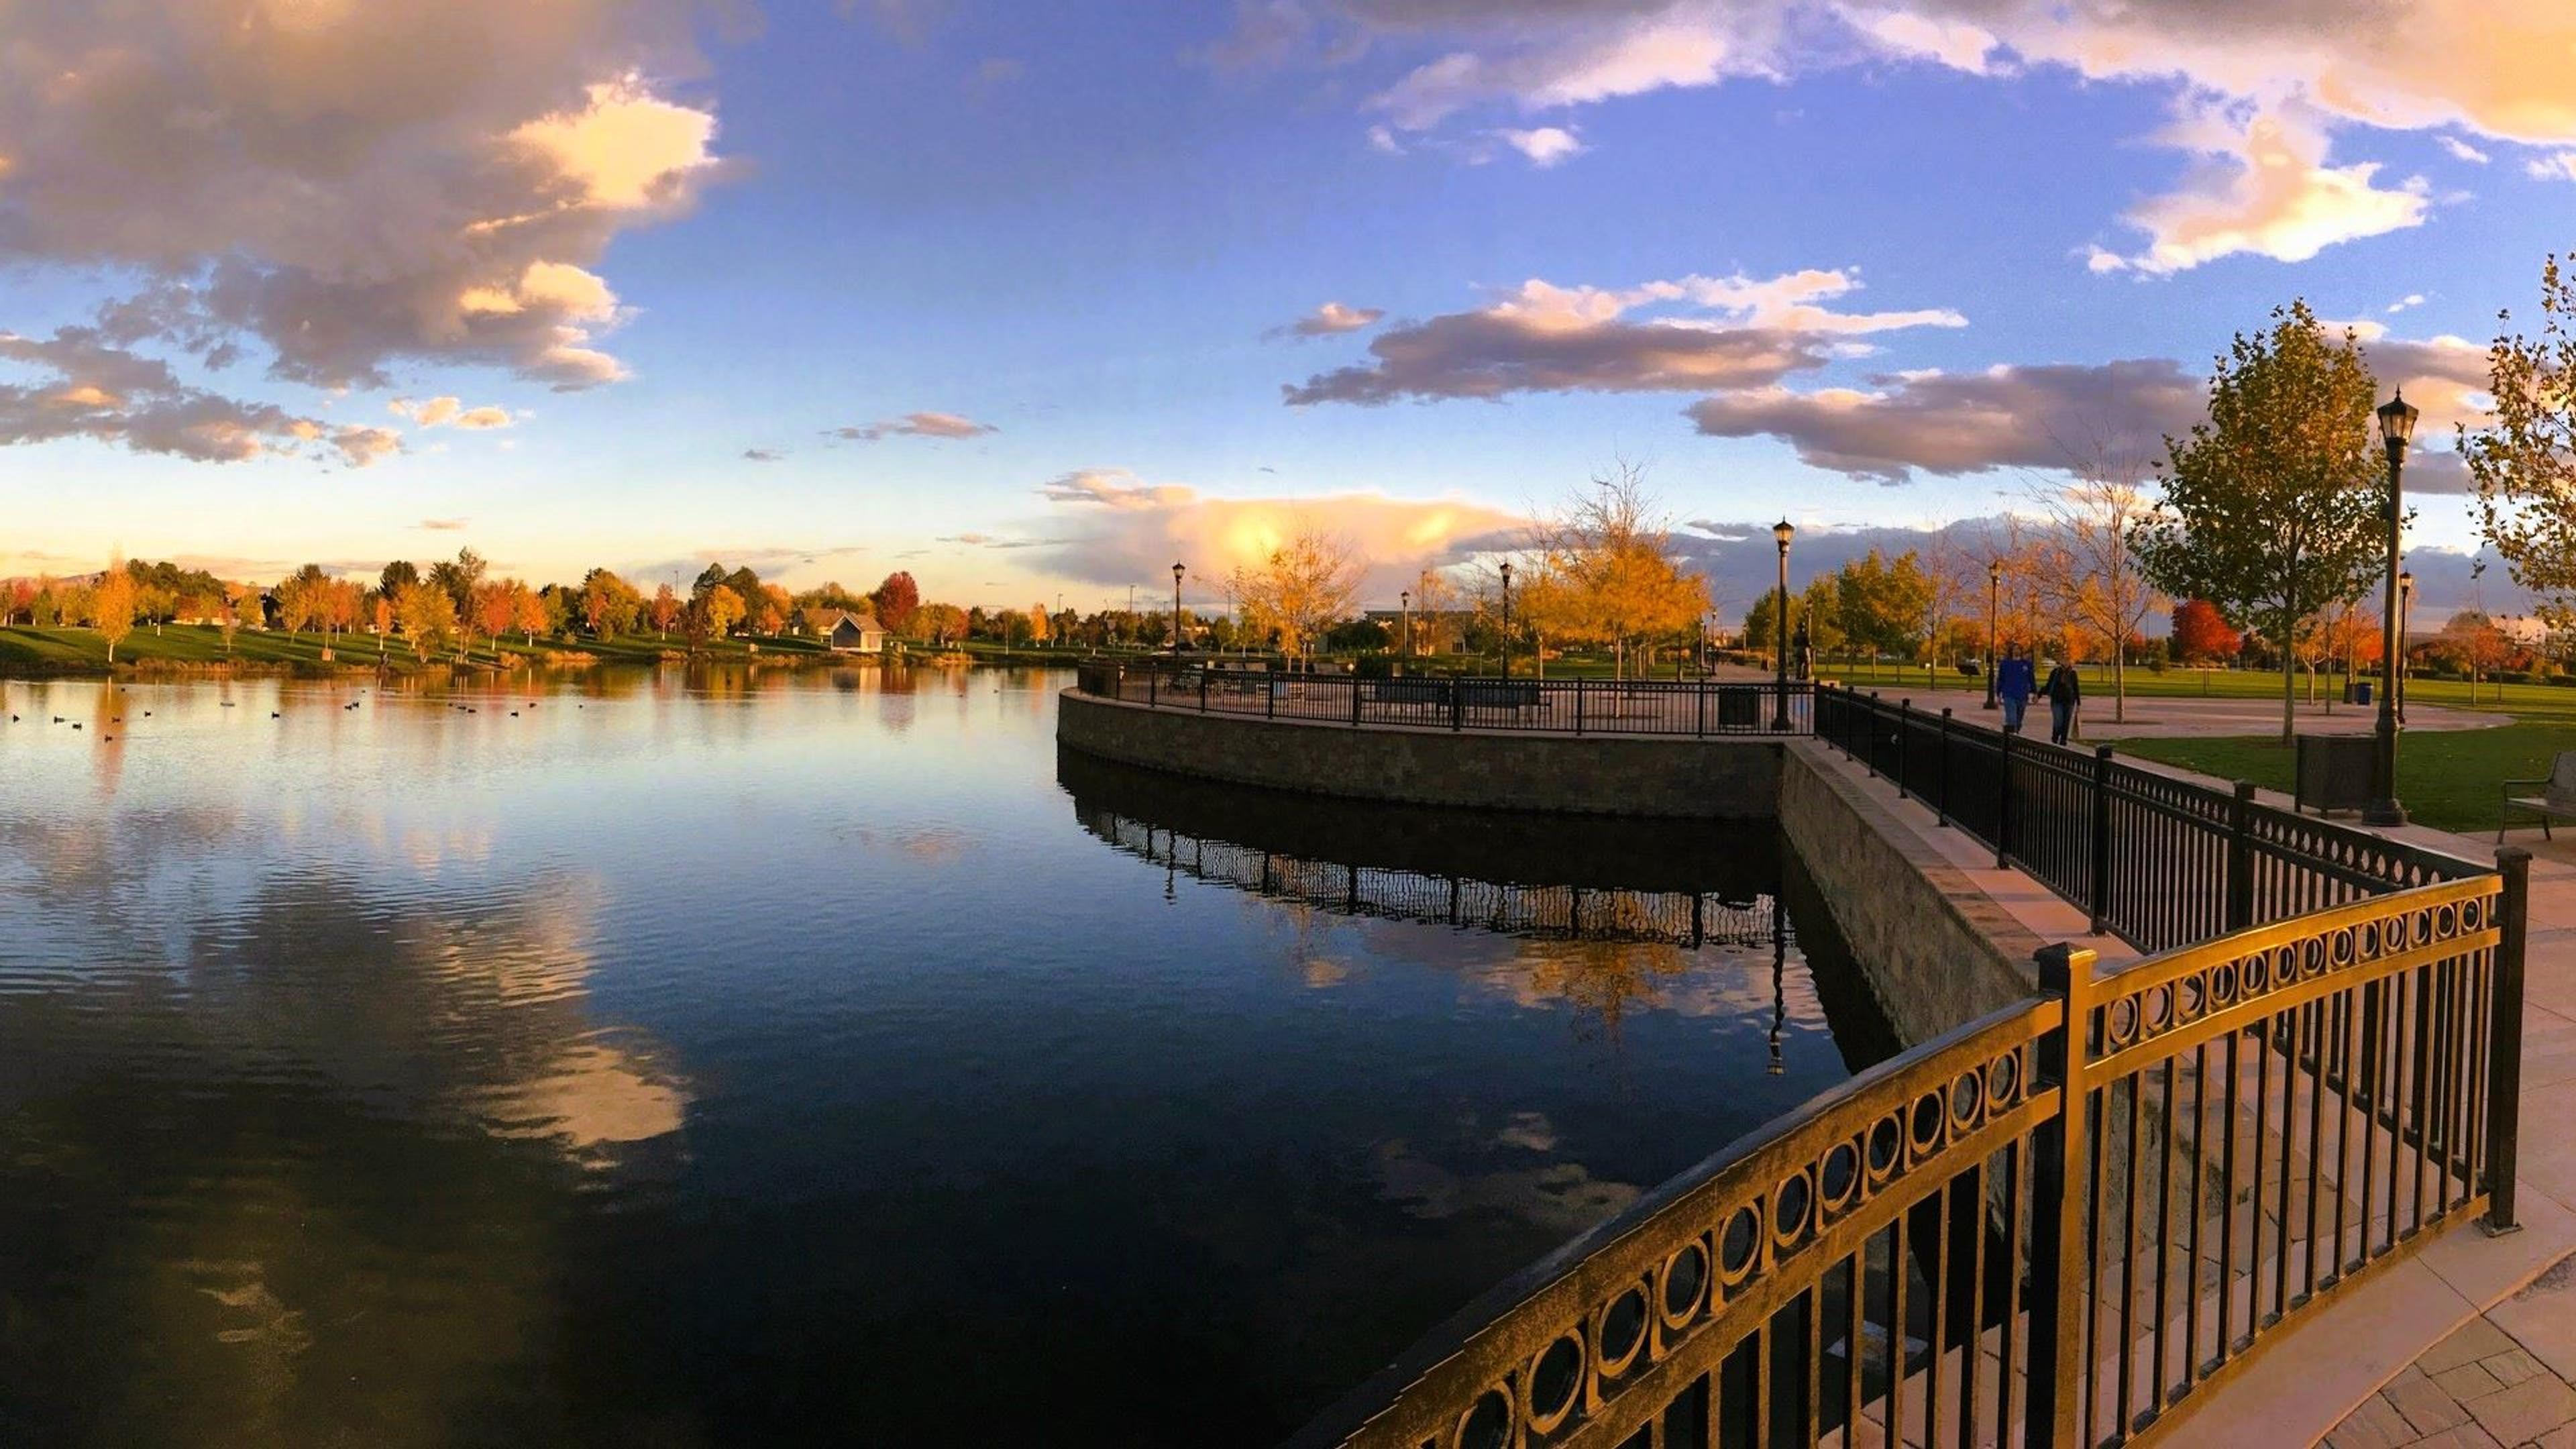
[0,667,1886,1446]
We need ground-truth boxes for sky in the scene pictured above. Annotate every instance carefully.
[3,0,2572,619]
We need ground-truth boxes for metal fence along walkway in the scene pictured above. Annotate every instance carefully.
[1064,663,2528,1449]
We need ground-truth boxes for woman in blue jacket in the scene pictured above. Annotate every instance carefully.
[1996,647,2036,733]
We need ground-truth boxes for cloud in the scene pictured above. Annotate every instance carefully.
[417,519,471,531]
[1028,469,1524,598]
[1036,468,1199,511]
[0,0,722,453]
[938,533,1046,549]
[2525,153,2576,182]
[2089,101,2429,274]
[2439,136,2492,164]
[0,327,396,467]
[1688,329,2489,490]
[392,396,513,430]
[1283,267,1962,407]
[833,411,1000,441]
[1498,125,1585,166]
[742,447,783,462]
[1684,358,2207,483]
[1275,301,1388,338]
[2387,294,2426,314]
[1368,7,1771,133]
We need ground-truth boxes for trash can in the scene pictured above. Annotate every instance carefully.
[2294,734,2375,815]
[2352,680,2373,706]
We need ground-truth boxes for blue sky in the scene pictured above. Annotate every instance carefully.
[3,0,2571,616]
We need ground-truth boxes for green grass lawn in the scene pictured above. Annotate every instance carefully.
[1791,658,2576,837]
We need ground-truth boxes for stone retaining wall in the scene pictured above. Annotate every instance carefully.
[1775,739,2041,1044]
[1055,689,1778,819]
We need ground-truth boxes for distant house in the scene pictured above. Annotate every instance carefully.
[805,606,888,654]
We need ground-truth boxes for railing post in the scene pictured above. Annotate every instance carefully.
[1450,677,1461,732]
[1695,678,1707,738]
[1200,667,1210,713]
[2486,847,2530,1234]
[1864,693,1879,776]
[1935,708,1953,827]
[2025,942,2096,1449]
[1574,677,1586,735]
[2089,745,2114,934]
[1147,664,1157,709]
[1266,669,1276,720]
[1351,673,1362,727]
[1996,727,2015,870]
[2225,782,2256,932]
[1896,699,1911,798]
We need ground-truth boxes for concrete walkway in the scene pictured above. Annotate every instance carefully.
[2316,826,2576,1449]
[2078,695,2507,740]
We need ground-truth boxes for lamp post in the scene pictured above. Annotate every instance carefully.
[1498,561,1513,682]
[1982,561,2002,710]
[1401,589,1412,661]
[2398,568,2414,724]
[1171,561,1185,656]
[2364,390,2417,827]
[1772,521,1794,730]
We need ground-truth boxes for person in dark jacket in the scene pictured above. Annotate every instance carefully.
[1995,647,2035,733]
[2044,658,2082,745]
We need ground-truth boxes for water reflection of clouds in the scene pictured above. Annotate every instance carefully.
[1369,1111,1642,1236]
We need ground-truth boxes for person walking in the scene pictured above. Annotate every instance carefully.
[1996,646,2035,734]
[2044,657,2082,745]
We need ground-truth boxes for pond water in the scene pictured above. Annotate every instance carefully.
[0,667,1889,1446]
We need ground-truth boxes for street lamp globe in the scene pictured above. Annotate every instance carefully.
[1773,519,1795,550]
[2377,390,2420,449]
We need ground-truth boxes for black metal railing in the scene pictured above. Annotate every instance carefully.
[1074,659,1812,737]
[1812,688,2487,953]
[1128,672,2538,1448]
[1292,858,2530,1449]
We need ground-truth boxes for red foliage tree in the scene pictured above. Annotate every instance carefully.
[869,570,921,634]
[2171,599,2241,663]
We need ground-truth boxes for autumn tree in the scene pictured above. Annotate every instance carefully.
[2170,600,2240,663]
[702,584,746,638]
[912,602,967,645]
[380,559,419,598]
[513,584,547,645]
[870,572,922,635]
[2028,433,2166,720]
[1829,549,1934,664]
[394,580,455,661]
[2466,253,2576,629]
[1230,523,1366,663]
[580,569,641,636]
[94,557,136,663]
[1541,464,1710,678]
[472,581,519,649]
[1026,603,1052,644]
[2133,300,2390,741]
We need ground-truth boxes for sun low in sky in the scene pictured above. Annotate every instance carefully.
[3,0,2570,614]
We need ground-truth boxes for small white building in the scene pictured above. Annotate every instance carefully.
[805,607,888,654]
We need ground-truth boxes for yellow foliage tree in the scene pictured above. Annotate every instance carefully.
[94,559,136,663]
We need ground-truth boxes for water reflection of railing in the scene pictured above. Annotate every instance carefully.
[1082,807,1774,949]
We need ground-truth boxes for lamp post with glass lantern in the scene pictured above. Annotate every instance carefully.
[1171,561,1186,656]
[1982,561,2002,710]
[1772,521,1794,730]
[1497,561,1513,682]
[2364,391,2417,827]
[1400,589,1412,661]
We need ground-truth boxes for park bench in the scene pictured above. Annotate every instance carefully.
[2499,751,2576,841]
